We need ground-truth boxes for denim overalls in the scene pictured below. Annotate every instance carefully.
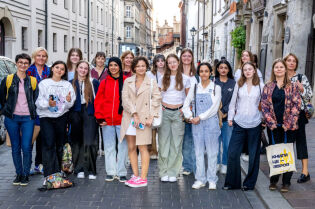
[192,86,221,184]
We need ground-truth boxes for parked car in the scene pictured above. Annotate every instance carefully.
[0,56,17,145]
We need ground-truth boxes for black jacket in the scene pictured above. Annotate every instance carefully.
[0,73,38,119]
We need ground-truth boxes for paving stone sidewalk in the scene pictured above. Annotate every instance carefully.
[0,145,265,209]
[259,118,315,209]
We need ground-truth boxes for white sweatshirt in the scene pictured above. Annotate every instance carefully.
[36,78,76,118]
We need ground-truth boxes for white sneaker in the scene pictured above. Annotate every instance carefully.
[182,170,191,176]
[43,179,47,186]
[241,154,249,162]
[77,172,85,179]
[88,174,96,180]
[209,182,217,190]
[192,181,205,189]
[161,176,169,182]
[216,164,221,173]
[220,165,227,174]
[169,176,177,182]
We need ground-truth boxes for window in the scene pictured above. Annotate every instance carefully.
[84,0,87,17]
[91,40,93,53]
[91,2,93,21]
[64,0,68,9]
[38,30,43,47]
[84,39,87,53]
[101,8,104,25]
[126,5,131,17]
[79,38,81,49]
[64,35,68,52]
[97,6,99,23]
[72,0,76,13]
[126,26,131,38]
[53,0,57,4]
[101,42,103,51]
[79,0,82,15]
[72,36,75,47]
[22,27,28,50]
[53,33,57,52]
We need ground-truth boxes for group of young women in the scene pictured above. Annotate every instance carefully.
[0,46,312,192]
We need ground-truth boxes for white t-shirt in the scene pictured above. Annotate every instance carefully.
[146,71,163,84]
[158,74,191,105]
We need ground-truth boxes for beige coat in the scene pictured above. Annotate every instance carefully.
[120,74,162,145]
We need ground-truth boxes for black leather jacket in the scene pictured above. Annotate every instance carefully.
[0,74,38,119]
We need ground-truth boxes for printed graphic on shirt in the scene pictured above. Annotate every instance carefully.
[47,85,70,113]
[228,88,233,92]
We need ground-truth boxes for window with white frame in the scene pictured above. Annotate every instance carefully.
[53,33,57,52]
[38,30,43,47]
[101,8,104,25]
[72,36,75,47]
[126,26,131,38]
[84,0,87,17]
[64,35,68,52]
[22,27,28,50]
[64,0,68,9]
[126,5,131,17]
[72,0,76,12]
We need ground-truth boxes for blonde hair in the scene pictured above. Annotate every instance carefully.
[31,47,48,64]
[120,50,135,70]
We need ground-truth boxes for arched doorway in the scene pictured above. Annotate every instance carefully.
[0,20,5,56]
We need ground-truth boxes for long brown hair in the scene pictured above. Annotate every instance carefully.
[67,48,83,70]
[238,61,260,87]
[120,50,135,70]
[238,50,253,69]
[151,54,166,75]
[72,60,93,106]
[162,54,183,91]
[179,48,196,76]
[269,58,291,88]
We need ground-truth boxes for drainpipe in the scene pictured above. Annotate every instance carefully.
[45,0,48,49]
[88,0,90,61]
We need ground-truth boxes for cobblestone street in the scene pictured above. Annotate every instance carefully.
[0,145,263,209]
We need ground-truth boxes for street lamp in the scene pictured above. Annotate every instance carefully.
[117,36,122,57]
[190,27,196,57]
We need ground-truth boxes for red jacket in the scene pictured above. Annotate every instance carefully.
[94,75,126,125]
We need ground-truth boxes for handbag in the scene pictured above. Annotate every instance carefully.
[150,79,162,128]
[298,74,314,119]
[266,131,296,177]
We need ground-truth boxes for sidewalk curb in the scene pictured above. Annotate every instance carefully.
[241,159,293,209]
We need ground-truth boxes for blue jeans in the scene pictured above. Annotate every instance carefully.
[102,125,128,176]
[182,123,196,173]
[224,123,261,189]
[4,115,35,176]
[217,121,233,165]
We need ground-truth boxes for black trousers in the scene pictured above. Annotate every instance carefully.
[267,127,296,185]
[296,110,308,160]
[70,106,98,175]
[224,123,262,189]
[40,113,68,177]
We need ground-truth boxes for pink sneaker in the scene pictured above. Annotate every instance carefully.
[128,178,147,188]
[125,175,139,186]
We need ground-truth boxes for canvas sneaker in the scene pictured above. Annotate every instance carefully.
[192,181,205,189]
[88,174,96,180]
[20,176,29,186]
[182,170,191,176]
[125,175,139,186]
[128,178,148,188]
[169,176,177,182]
[209,182,217,190]
[13,175,22,186]
[160,176,169,182]
[220,165,227,174]
[77,172,85,179]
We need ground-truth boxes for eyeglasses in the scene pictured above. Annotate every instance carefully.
[17,62,30,66]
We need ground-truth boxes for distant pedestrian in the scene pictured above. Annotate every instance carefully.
[158,54,190,183]
[0,53,38,186]
[70,61,99,180]
[94,57,128,183]
[261,58,301,193]
[35,61,75,184]
[91,52,108,82]
[214,59,236,174]
[121,51,134,77]
[121,56,162,187]
[66,48,83,81]
[146,54,166,160]
[183,62,221,190]
[179,48,197,176]
[27,47,50,175]
[224,61,263,191]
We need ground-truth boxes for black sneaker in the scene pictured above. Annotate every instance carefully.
[297,174,310,183]
[105,175,115,182]
[13,175,22,185]
[20,176,29,186]
[118,176,127,183]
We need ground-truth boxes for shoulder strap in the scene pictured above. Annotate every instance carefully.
[194,83,197,117]
[149,79,153,111]
[195,74,200,83]
[30,76,37,91]
[6,74,14,100]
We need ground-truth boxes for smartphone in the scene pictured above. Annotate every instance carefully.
[132,121,145,129]
[96,118,106,124]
